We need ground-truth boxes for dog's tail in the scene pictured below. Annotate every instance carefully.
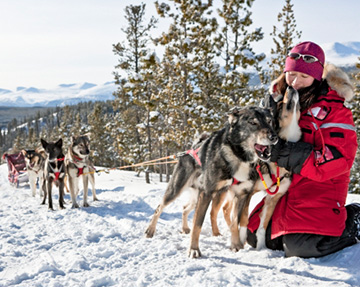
[35,147,47,159]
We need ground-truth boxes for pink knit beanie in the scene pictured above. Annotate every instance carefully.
[284,41,325,81]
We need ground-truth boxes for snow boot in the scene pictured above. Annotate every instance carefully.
[346,203,360,241]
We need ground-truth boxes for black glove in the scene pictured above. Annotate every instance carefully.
[270,139,313,174]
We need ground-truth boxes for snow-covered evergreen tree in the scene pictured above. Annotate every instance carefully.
[266,0,302,82]
[349,58,360,193]
[87,103,112,166]
[113,3,157,167]
[216,0,265,108]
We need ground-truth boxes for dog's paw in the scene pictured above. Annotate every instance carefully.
[230,242,244,252]
[256,228,266,250]
[188,248,201,258]
[181,227,191,234]
[83,202,90,207]
[71,203,80,209]
[145,228,155,238]
[212,230,222,237]
[93,196,99,201]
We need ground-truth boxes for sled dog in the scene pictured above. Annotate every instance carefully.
[145,106,278,258]
[21,149,46,197]
[41,138,66,210]
[65,134,97,208]
[211,86,302,250]
[252,86,301,249]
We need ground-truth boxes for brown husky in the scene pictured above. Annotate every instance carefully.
[65,134,98,208]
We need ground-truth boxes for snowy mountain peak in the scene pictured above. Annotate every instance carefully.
[321,41,360,65]
[0,82,116,107]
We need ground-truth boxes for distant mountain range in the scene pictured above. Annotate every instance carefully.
[0,41,359,108]
[321,41,360,66]
[0,82,116,108]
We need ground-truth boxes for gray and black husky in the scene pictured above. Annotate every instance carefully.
[65,134,97,208]
[41,138,66,210]
[21,149,46,197]
[145,106,278,258]
[210,86,302,250]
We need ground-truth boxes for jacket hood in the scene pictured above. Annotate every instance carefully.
[269,64,355,102]
[323,63,354,102]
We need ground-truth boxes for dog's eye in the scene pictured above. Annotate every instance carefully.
[249,120,257,126]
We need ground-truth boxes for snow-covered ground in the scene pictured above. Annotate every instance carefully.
[0,163,360,287]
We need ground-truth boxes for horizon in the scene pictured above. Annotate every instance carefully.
[1,0,360,90]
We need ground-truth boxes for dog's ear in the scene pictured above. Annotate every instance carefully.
[228,106,242,126]
[83,132,91,141]
[55,138,63,147]
[71,136,76,143]
[41,139,48,149]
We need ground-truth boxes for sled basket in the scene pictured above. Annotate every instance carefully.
[2,152,28,187]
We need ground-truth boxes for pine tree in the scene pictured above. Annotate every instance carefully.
[216,0,265,108]
[87,103,111,166]
[349,58,360,193]
[71,113,86,136]
[185,1,224,133]
[154,0,225,148]
[113,3,157,167]
[267,0,302,82]
[58,105,73,148]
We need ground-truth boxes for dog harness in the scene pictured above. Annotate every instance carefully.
[187,148,250,187]
[186,148,202,166]
[70,153,87,177]
[50,157,64,181]
[256,163,280,195]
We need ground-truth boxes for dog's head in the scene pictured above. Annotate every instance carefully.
[71,133,91,158]
[227,106,278,162]
[41,138,63,162]
[21,149,43,169]
[262,86,301,137]
[277,86,301,142]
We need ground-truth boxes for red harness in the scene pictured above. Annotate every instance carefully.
[77,167,84,177]
[71,154,86,177]
[186,148,202,166]
[256,163,280,195]
[53,157,65,181]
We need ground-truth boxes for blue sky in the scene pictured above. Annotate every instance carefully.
[0,0,359,90]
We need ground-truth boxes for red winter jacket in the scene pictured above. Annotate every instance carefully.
[248,64,358,239]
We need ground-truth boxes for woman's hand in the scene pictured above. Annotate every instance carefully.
[270,139,313,174]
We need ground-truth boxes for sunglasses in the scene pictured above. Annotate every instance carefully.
[288,52,324,67]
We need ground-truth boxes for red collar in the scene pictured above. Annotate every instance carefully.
[71,153,83,161]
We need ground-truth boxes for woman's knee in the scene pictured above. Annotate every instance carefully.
[283,234,322,258]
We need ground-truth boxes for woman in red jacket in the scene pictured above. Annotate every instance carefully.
[247,41,360,258]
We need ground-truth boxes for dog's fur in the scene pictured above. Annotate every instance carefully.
[41,138,66,210]
[65,134,97,208]
[254,86,301,249]
[211,87,301,249]
[145,106,278,258]
[21,149,46,197]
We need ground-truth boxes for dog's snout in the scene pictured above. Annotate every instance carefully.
[268,133,278,142]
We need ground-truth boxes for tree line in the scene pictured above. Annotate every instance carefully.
[1,0,360,191]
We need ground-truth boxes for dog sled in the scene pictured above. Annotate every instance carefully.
[2,152,29,187]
